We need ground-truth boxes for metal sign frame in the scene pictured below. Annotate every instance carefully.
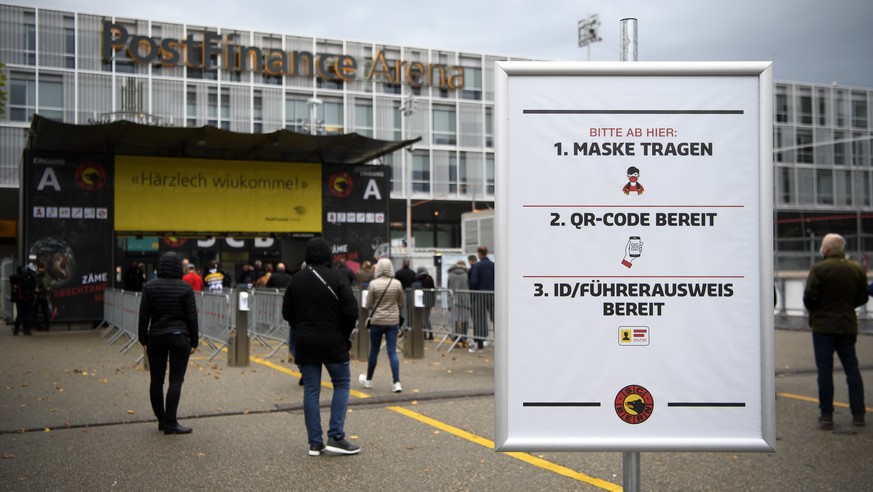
[494,61,775,452]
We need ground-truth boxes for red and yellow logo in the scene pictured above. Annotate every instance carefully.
[328,172,353,198]
[75,162,107,191]
[614,385,654,424]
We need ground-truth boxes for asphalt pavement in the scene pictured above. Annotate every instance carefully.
[1,317,872,491]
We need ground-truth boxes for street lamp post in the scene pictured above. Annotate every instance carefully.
[400,95,417,251]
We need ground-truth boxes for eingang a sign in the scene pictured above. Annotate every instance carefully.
[494,61,775,452]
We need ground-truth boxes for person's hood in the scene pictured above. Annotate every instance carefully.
[374,258,395,278]
[157,252,183,279]
[448,263,467,274]
[305,237,333,267]
[415,266,428,276]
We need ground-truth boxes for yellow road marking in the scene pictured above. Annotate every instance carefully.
[248,354,372,399]
[388,406,622,491]
[778,392,873,411]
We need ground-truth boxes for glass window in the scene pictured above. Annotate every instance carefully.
[64,27,75,69]
[392,100,402,141]
[219,89,230,130]
[835,90,847,127]
[413,152,430,193]
[253,91,263,132]
[779,167,793,204]
[285,96,308,133]
[797,88,812,125]
[852,132,868,167]
[775,87,788,123]
[38,78,64,121]
[207,88,218,125]
[448,153,458,193]
[486,155,495,195]
[485,107,493,148]
[186,85,197,127]
[25,24,36,65]
[816,169,833,205]
[433,106,457,145]
[9,75,64,122]
[461,67,481,101]
[354,102,373,137]
[323,100,343,135]
[834,131,845,165]
[816,88,829,126]
[457,152,471,195]
[852,92,868,129]
[10,77,35,122]
[796,128,813,164]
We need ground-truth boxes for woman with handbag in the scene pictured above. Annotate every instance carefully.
[359,258,406,392]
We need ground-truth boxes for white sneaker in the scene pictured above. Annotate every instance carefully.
[392,381,402,393]
[358,374,373,389]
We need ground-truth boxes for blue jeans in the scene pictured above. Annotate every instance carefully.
[299,361,351,446]
[367,324,400,383]
[812,332,866,417]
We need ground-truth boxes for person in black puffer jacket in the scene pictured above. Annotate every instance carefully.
[139,251,199,435]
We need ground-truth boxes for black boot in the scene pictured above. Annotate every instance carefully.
[164,423,193,435]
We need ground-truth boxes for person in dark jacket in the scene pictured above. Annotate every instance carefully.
[282,238,361,456]
[803,233,869,429]
[138,252,199,435]
[335,259,356,286]
[394,258,416,289]
[469,246,495,352]
[10,265,36,336]
[266,262,293,289]
[124,260,144,291]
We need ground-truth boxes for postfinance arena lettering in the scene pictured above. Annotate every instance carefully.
[102,22,465,90]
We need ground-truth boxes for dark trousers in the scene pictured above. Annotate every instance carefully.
[33,298,50,330]
[473,294,493,348]
[813,332,866,417]
[13,300,32,335]
[146,334,191,426]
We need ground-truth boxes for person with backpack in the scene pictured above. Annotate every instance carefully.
[10,265,36,336]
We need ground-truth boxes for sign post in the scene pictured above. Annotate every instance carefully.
[494,61,775,460]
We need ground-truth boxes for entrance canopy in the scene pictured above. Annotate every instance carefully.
[26,114,418,164]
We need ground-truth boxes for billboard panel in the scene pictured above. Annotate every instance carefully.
[114,156,322,233]
[24,151,114,321]
[494,62,774,452]
[321,164,391,269]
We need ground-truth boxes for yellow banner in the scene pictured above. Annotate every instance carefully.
[115,156,322,233]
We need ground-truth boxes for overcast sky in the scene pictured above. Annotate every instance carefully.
[11,0,873,87]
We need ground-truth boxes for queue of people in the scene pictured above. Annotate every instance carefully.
[9,241,497,457]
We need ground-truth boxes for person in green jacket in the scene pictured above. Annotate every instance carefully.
[803,233,869,429]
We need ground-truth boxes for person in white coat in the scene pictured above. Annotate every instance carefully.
[359,258,406,392]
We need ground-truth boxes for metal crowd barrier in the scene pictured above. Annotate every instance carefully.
[99,288,122,339]
[401,288,494,353]
[249,289,288,358]
[197,290,236,361]
[104,290,141,359]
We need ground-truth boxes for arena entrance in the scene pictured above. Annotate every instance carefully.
[21,115,417,321]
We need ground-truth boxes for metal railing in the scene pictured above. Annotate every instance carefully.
[98,278,873,364]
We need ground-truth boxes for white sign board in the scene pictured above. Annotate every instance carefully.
[494,62,775,452]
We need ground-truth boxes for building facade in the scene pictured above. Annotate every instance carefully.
[1,4,872,271]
